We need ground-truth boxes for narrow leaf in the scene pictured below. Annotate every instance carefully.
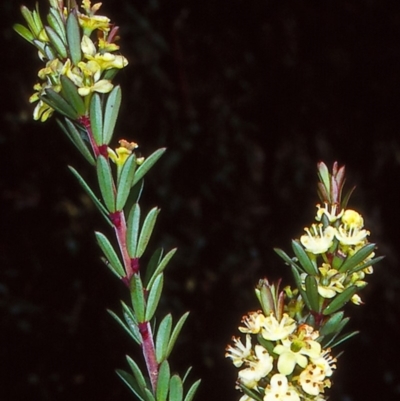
[156,314,172,363]
[167,312,189,359]
[116,370,146,401]
[13,23,35,43]
[339,243,376,273]
[57,119,95,165]
[47,8,66,43]
[126,355,148,395]
[305,275,320,312]
[42,88,78,120]
[146,249,177,290]
[60,75,86,116]
[329,330,359,348]
[291,240,318,275]
[130,274,146,323]
[45,26,67,58]
[291,266,311,310]
[349,255,384,274]
[322,286,358,315]
[144,248,164,288]
[95,231,125,277]
[183,380,201,401]
[96,155,116,212]
[66,12,81,65]
[116,154,137,210]
[136,207,160,257]
[132,148,166,187]
[156,361,170,401]
[144,388,156,401]
[169,375,183,401]
[103,85,122,144]
[127,203,140,257]
[90,93,103,145]
[68,166,111,224]
[320,311,345,336]
[274,248,303,273]
[107,309,141,345]
[145,274,164,322]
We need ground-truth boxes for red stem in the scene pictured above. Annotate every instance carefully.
[139,321,159,392]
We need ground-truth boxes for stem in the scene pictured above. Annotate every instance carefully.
[111,210,133,280]
[79,115,100,157]
[139,321,159,392]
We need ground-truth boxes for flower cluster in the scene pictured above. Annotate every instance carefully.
[226,311,336,401]
[227,162,382,401]
[15,0,128,121]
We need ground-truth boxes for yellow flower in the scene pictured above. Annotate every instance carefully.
[316,264,345,298]
[341,209,364,228]
[300,224,335,254]
[108,140,138,166]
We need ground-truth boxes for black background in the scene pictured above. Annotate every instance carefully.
[2,0,400,400]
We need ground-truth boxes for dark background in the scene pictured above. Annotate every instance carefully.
[2,0,400,400]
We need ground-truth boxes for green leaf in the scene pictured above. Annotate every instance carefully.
[57,119,95,165]
[144,388,156,401]
[66,12,81,65]
[183,380,201,401]
[127,203,141,257]
[322,286,358,315]
[156,360,170,401]
[68,166,111,225]
[45,26,67,58]
[126,356,148,397]
[338,243,376,273]
[60,75,86,116]
[349,255,385,274]
[103,85,122,144]
[291,266,311,310]
[116,370,147,401]
[144,248,164,288]
[169,375,183,401]
[130,274,146,323]
[156,314,172,363]
[167,312,189,359]
[328,330,359,348]
[305,275,320,312]
[96,155,116,212]
[237,384,262,401]
[107,309,141,345]
[90,93,104,145]
[42,88,78,120]
[47,7,67,43]
[132,148,166,187]
[95,232,125,277]
[145,273,164,322]
[122,301,141,343]
[322,317,350,348]
[146,249,177,290]
[320,311,345,336]
[274,248,303,273]
[13,23,35,43]
[256,334,275,355]
[116,154,137,210]
[20,5,40,37]
[136,207,160,257]
[182,367,193,384]
[291,240,318,275]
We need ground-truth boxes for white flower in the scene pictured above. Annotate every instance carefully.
[316,203,344,223]
[225,335,252,367]
[261,313,296,341]
[264,374,300,401]
[239,311,265,334]
[300,224,335,254]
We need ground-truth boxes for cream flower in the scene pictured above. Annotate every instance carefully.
[238,345,273,389]
[316,203,343,223]
[300,224,335,254]
[298,363,326,396]
[261,313,296,341]
[264,374,300,401]
[273,337,321,376]
[316,264,345,298]
[239,311,265,334]
[225,335,252,368]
